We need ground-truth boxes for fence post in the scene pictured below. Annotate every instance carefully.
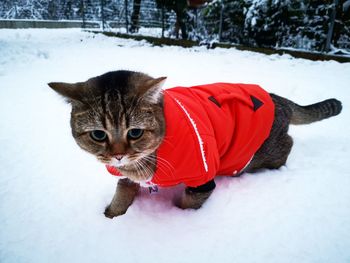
[195,8,198,38]
[162,3,165,38]
[125,0,129,33]
[218,1,224,42]
[81,0,86,28]
[101,0,105,31]
[15,5,18,18]
[325,0,339,52]
[130,0,141,32]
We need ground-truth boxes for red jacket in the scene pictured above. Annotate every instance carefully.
[106,83,275,187]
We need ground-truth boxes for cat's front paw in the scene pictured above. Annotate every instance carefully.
[104,205,127,219]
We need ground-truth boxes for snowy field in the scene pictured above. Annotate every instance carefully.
[0,29,349,263]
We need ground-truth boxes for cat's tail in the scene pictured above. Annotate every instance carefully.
[272,94,343,125]
[288,97,342,125]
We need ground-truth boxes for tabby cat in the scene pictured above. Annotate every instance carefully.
[49,70,342,218]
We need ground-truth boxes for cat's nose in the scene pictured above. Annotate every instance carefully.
[115,154,124,161]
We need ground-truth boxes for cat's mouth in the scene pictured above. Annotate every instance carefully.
[97,155,130,167]
[97,153,154,168]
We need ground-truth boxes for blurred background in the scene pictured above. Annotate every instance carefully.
[0,0,349,54]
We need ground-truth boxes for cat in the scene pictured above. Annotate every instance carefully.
[48,70,342,218]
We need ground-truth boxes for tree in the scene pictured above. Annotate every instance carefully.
[46,0,60,20]
[301,0,334,51]
[244,0,290,47]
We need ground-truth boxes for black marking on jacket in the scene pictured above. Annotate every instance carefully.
[250,95,264,111]
[208,96,221,108]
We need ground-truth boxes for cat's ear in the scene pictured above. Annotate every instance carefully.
[142,77,167,104]
[48,82,85,103]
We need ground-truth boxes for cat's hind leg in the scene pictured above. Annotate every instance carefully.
[246,94,294,172]
[176,180,216,209]
[246,133,293,172]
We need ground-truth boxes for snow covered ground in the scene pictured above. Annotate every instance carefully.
[0,29,349,263]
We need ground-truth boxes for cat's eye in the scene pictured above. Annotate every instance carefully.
[127,129,144,140]
[90,130,107,142]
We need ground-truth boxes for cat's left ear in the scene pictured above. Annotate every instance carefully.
[48,82,85,103]
[143,77,167,104]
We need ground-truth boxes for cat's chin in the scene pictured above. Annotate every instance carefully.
[106,157,143,169]
[96,158,129,169]
[109,158,130,168]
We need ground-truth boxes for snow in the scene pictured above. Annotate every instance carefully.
[0,29,350,263]
[111,27,163,37]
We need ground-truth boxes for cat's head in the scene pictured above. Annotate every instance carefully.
[48,70,166,170]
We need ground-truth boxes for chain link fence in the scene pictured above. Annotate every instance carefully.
[0,0,178,38]
[0,0,349,53]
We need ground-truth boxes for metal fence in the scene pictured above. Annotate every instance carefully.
[0,0,177,38]
[0,0,349,53]
[86,0,177,38]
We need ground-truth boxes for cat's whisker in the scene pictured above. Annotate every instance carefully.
[136,158,153,181]
[97,154,111,164]
[141,156,165,177]
[131,160,142,178]
[148,154,174,174]
[138,159,154,181]
[142,155,175,179]
[133,160,144,180]
[156,158,175,179]
[140,156,163,181]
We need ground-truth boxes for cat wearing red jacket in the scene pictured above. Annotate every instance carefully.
[49,70,342,218]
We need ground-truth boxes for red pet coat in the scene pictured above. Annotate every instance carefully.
[106,83,275,187]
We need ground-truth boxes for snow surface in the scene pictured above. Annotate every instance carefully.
[0,29,349,263]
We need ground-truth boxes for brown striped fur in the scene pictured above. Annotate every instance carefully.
[49,70,342,218]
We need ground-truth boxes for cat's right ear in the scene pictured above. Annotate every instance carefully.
[48,82,85,103]
[142,77,167,104]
